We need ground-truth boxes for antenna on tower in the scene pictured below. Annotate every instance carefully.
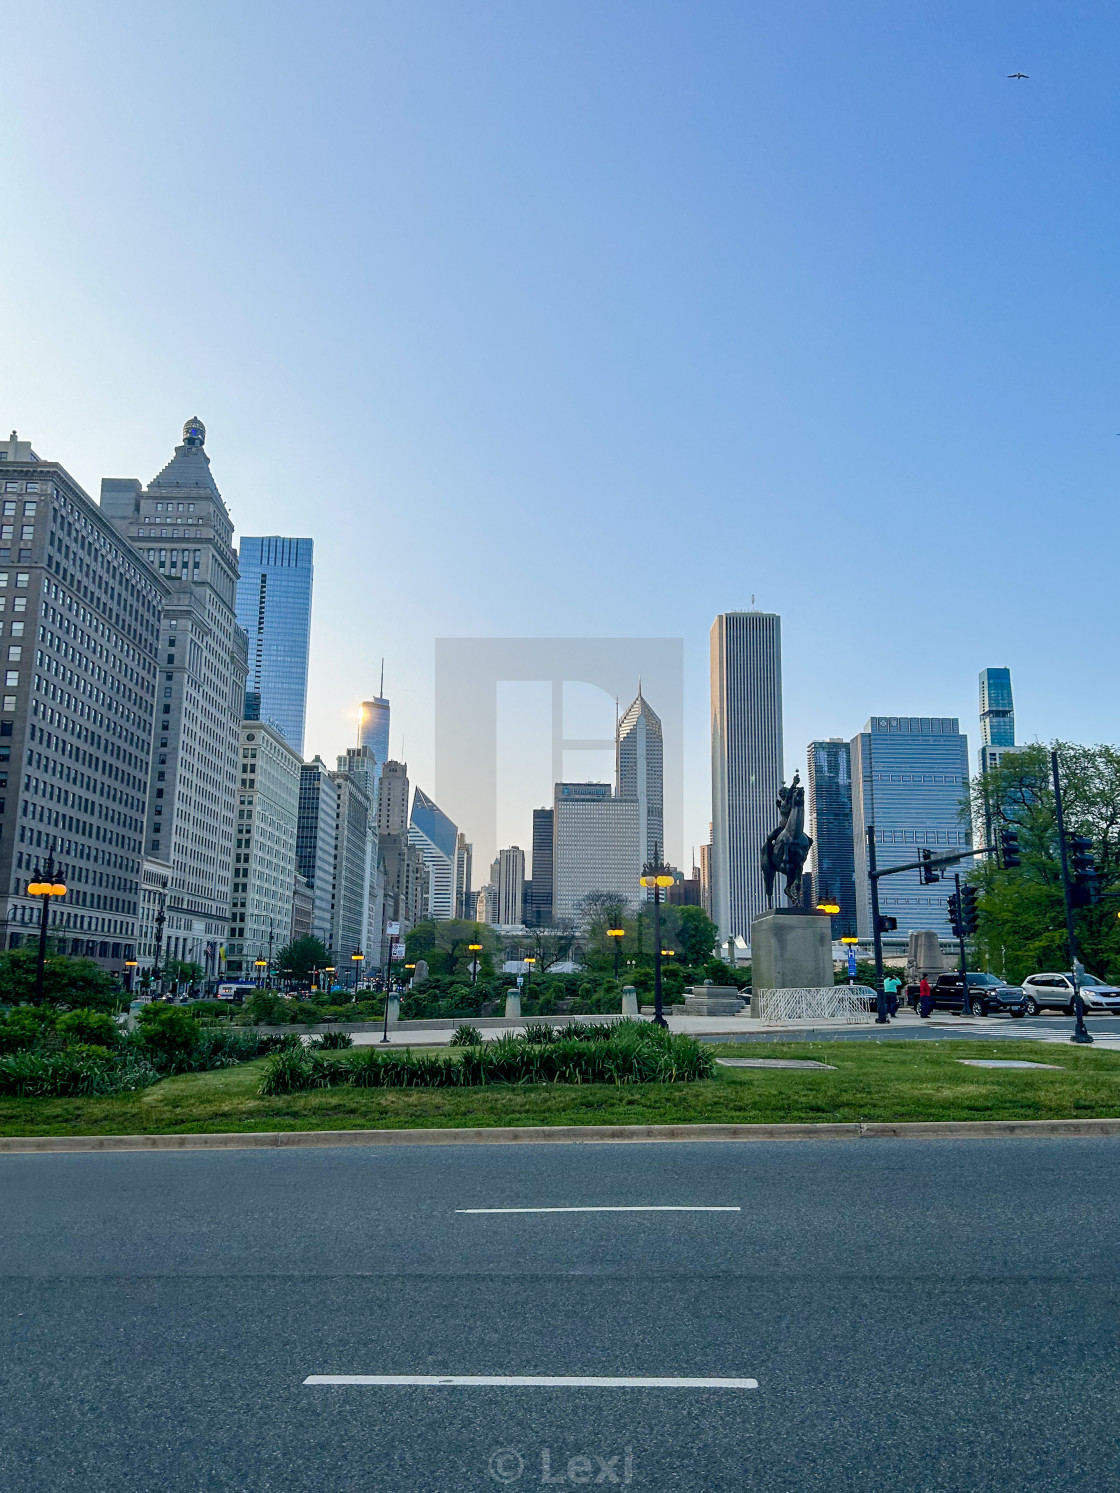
[379,658,384,697]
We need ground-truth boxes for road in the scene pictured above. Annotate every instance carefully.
[3,1137,1119,1491]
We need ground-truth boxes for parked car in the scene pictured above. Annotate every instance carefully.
[1020,972,1120,1016]
[907,971,1028,1017]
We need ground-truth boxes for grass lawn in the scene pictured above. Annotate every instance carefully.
[3,1039,1120,1137]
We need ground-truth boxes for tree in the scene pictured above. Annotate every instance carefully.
[0,950,120,1010]
[668,906,719,966]
[275,936,331,985]
[405,921,497,978]
[969,741,1120,984]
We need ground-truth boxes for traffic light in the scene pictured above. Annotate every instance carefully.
[919,848,940,884]
[877,915,898,933]
[1068,835,1101,907]
[960,884,980,936]
[947,891,963,937]
[999,826,1021,870]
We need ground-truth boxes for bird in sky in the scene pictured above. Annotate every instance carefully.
[1008,72,1029,79]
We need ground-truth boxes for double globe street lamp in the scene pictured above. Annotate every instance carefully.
[28,851,67,1006]
[639,847,675,1028]
[606,927,626,981]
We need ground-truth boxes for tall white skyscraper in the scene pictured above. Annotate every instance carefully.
[616,687,663,866]
[496,846,525,925]
[408,787,458,920]
[710,612,783,945]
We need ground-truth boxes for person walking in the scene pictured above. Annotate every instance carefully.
[918,975,933,1018]
[884,973,901,1018]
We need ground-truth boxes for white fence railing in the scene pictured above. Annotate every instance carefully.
[753,985,876,1025]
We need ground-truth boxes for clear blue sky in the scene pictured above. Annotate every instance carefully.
[4,2,1119,866]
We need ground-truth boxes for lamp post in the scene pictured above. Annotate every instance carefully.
[607,927,626,981]
[468,943,483,985]
[351,949,364,995]
[152,892,166,997]
[523,955,535,1003]
[840,935,860,986]
[405,962,416,988]
[381,931,397,1044]
[28,851,67,1006]
[324,966,336,994]
[124,959,138,995]
[254,958,267,988]
[639,846,675,1028]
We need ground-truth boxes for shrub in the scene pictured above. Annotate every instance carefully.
[520,1023,557,1044]
[57,1008,119,1048]
[313,1029,354,1049]
[136,1005,201,1065]
[0,1049,160,1097]
[450,1023,484,1047]
[0,1004,56,1053]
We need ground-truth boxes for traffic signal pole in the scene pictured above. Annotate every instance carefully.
[866,826,888,1023]
[1051,750,1093,1045]
[953,872,970,1016]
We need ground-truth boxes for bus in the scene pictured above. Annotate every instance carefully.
[216,982,257,1003]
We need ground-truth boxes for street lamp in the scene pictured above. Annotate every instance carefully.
[524,955,535,1002]
[639,845,675,1028]
[816,903,840,916]
[840,935,860,987]
[124,959,138,995]
[324,966,336,993]
[27,851,67,1006]
[405,962,416,988]
[606,927,626,981]
[254,958,267,989]
[468,943,483,985]
[351,949,364,995]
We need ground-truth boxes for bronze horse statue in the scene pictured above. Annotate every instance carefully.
[761,772,813,907]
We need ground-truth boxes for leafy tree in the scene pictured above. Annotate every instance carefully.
[668,906,719,966]
[0,950,120,1011]
[275,936,331,985]
[405,921,496,978]
[969,741,1120,984]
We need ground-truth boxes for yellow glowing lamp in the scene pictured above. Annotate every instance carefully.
[405,963,416,971]
[816,903,841,915]
[351,951,364,962]
[660,948,675,957]
[840,936,860,946]
[606,928,626,939]
[524,956,536,965]
[28,881,67,897]
[254,959,267,969]
[468,943,483,952]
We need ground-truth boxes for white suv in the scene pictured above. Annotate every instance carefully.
[1020,972,1120,1015]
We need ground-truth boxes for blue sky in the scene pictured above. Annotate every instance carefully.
[3,2,1119,867]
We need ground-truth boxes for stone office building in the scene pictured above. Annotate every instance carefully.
[101,419,247,981]
[0,432,165,974]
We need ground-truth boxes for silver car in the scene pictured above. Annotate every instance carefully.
[1020,972,1120,1015]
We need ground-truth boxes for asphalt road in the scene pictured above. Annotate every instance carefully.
[709,1011,1120,1043]
[3,1138,1120,1491]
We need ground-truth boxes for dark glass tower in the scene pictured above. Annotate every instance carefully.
[805,740,857,938]
[235,536,313,754]
[526,807,554,926]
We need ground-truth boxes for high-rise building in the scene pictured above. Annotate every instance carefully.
[616,687,664,865]
[235,536,313,754]
[496,846,525,926]
[408,787,457,920]
[358,689,390,770]
[476,882,498,925]
[101,418,246,981]
[0,432,165,975]
[297,757,340,950]
[979,667,1015,774]
[226,720,301,977]
[806,739,857,938]
[698,835,713,918]
[850,716,971,940]
[710,612,783,945]
[525,807,554,926]
[328,768,374,964]
[454,832,473,920]
[552,782,640,923]
[377,759,410,836]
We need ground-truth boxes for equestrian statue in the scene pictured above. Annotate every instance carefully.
[761,771,813,908]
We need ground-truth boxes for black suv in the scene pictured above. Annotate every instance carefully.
[910,971,1028,1017]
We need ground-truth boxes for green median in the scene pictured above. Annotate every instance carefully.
[2,1038,1120,1137]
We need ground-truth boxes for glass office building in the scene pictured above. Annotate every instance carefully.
[235,536,313,755]
[806,739,857,938]
[979,667,1015,776]
[850,717,971,939]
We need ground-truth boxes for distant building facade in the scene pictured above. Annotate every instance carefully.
[296,757,339,951]
[979,667,1016,776]
[235,536,313,754]
[226,719,301,978]
[552,782,640,923]
[496,846,525,926]
[850,716,971,940]
[525,807,554,926]
[454,832,473,920]
[616,688,664,865]
[806,739,857,938]
[408,787,457,920]
[710,612,783,946]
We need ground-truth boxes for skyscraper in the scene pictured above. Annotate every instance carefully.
[297,757,339,949]
[0,432,165,976]
[454,832,473,920]
[616,686,664,865]
[235,536,313,754]
[806,739,857,938]
[850,716,971,940]
[979,667,1015,774]
[102,418,246,981]
[226,720,301,978]
[710,612,783,944]
[358,679,390,770]
[552,782,640,922]
[496,846,526,925]
[525,807,554,926]
[409,787,458,920]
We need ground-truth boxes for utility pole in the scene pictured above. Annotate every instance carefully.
[866,825,888,1023]
[1051,750,1093,1045]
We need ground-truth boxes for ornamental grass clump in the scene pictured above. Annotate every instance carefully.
[0,1049,161,1097]
[312,1029,355,1049]
[450,1023,484,1047]
[258,1022,712,1094]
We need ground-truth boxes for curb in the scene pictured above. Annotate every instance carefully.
[3,1116,1120,1154]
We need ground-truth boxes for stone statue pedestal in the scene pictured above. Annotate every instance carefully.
[749,909,834,1014]
[621,985,638,1016]
[684,982,747,1016]
[505,991,521,1019]
[386,994,400,1025]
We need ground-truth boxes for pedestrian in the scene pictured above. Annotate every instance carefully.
[884,973,901,1018]
[919,975,933,1018]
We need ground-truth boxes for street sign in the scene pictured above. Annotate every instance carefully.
[847,950,858,978]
